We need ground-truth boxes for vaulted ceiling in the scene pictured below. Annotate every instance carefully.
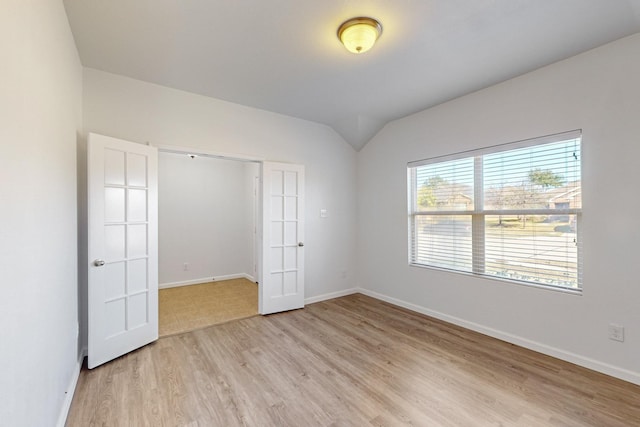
[63,0,640,150]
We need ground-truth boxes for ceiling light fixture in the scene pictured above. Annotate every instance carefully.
[337,17,382,54]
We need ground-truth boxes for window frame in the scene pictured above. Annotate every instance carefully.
[407,130,582,293]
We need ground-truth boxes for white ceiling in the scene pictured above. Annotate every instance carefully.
[63,0,640,150]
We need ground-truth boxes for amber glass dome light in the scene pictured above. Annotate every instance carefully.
[337,17,382,54]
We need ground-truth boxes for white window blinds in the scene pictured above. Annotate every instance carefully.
[408,130,582,291]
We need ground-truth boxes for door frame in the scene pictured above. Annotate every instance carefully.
[155,145,267,311]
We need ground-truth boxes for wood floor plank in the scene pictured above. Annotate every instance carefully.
[66,294,640,426]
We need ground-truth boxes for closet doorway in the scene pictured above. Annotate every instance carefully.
[157,150,260,336]
[87,134,305,367]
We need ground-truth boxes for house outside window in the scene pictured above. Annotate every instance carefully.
[408,130,582,291]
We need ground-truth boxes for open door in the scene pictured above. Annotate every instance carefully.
[260,162,305,314]
[87,133,158,369]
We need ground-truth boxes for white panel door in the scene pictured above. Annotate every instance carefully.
[88,133,158,369]
[261,162,305,314]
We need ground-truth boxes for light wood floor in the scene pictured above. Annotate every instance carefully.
[67,294,640,426]
[159,278,258,336]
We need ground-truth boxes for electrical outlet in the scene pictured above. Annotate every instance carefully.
[608,324,624,342]
[183,262,189,271]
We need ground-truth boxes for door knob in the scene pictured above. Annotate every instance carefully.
[93,259,105,267]
[298,242,304,247]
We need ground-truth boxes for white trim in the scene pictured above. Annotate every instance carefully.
[408,129,581,167]
[155,144,263,163]
[56,348,87,427]
[304,288,358,305]
[413,208,580,216]
[159,273,255,289]
[357,288,640,386]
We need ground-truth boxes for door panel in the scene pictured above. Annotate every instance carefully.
[261,162,304,314]
[88,133,158,369]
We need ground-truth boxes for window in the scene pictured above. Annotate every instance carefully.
[408,130,582,291]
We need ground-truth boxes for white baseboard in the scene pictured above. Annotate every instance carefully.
[305,288,359,305]
[159,273,255,289]
[56,348,86,427]
[358,288,640,386]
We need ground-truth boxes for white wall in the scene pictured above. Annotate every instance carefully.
[158,153,257,285]
[358,33,640,384]
[0,1,82,425]
[243,162,259,278]
[82,67,358,328]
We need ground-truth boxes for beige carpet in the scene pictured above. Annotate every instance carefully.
[159,278,258,337]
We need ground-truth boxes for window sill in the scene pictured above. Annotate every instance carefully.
[409,262,583,296]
